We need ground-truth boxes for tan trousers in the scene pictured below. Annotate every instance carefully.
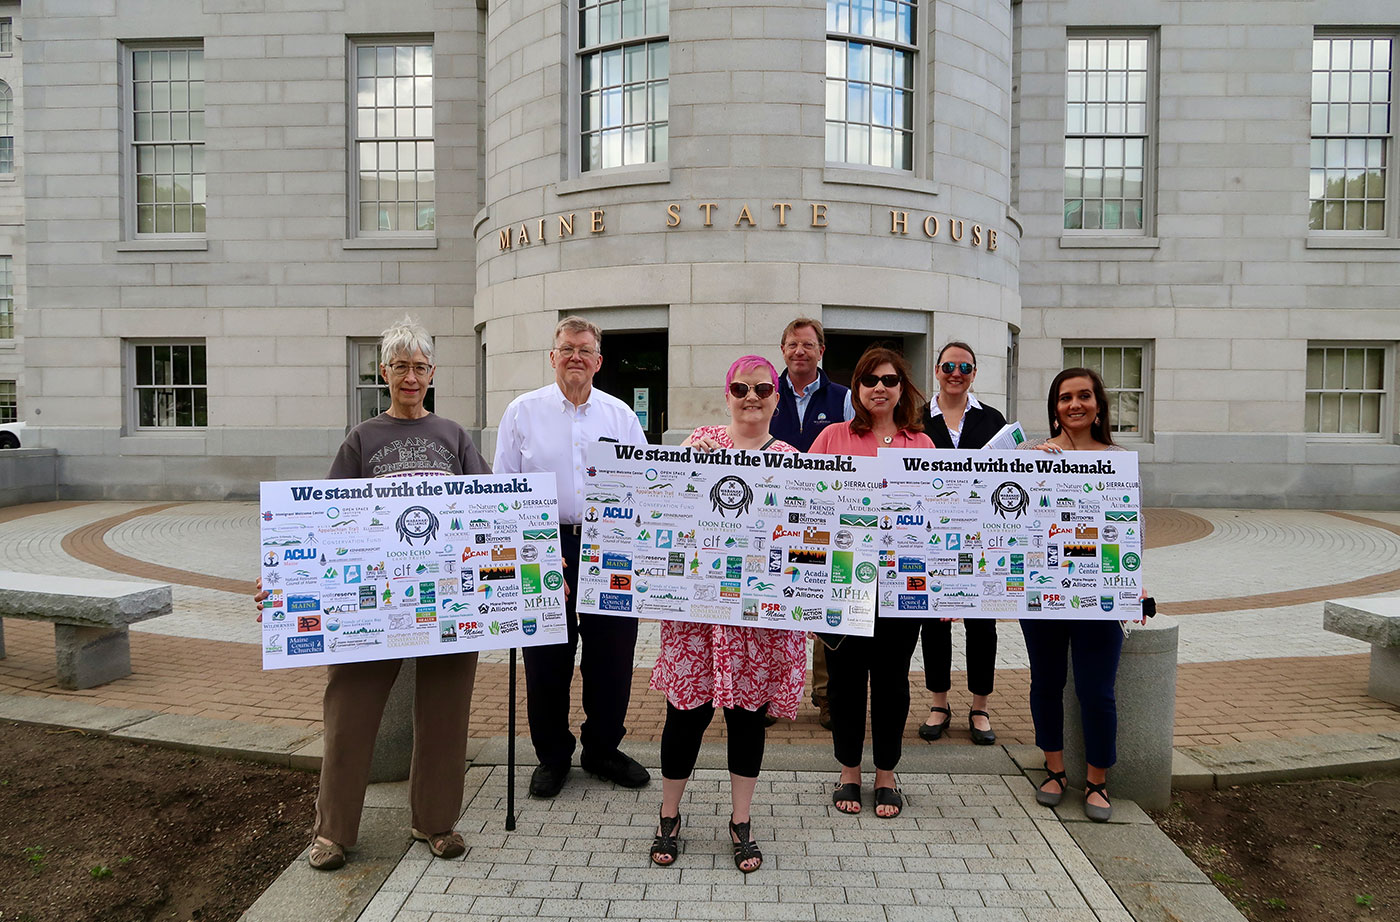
[811,634,829,702]
[314,652,478,846]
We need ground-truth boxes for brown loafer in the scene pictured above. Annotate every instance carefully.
[307,836,345,871]
[412,827,466,859]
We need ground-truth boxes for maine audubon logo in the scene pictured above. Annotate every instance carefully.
[992,482,1030,519]
[397,506,440,545]
[710,475,754,518]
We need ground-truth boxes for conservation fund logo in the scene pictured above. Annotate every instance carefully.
[396,505,440,545]
[710,475,754,518]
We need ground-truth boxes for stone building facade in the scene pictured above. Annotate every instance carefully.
[13,0,1400,507]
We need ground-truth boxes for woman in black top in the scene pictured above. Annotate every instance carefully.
[919,342,1007,745]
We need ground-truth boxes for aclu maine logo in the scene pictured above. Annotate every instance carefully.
[396,505,440,545]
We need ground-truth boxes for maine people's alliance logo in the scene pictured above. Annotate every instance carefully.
[710,475,754,518]
[992,481,1030,519]
[396,505,440,545]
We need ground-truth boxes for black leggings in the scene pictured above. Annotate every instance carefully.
[659,701,769,780]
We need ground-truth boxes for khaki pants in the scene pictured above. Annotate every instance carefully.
[314,652,478,846]
[811,635,829,702]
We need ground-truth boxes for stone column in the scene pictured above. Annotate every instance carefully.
[369,659,415,782]
[1062,617,1178,810]
[53,624,133,690]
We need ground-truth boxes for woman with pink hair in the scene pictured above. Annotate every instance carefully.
[647,355,806,875]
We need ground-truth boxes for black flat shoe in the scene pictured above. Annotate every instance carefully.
[650,814,681,866]
[968,709,997,746]
[1084,780,1113,822]
[1036,763,1067,807]
[919,706,951,741]
[580,749,651,788]
[529,760,570,798]
[729,817,762,873]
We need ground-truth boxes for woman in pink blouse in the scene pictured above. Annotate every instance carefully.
[648,355,806,874]
[810,347,932,819]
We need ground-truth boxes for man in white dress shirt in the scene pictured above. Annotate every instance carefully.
[493,316,651,797]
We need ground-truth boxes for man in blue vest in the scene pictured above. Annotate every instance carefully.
[771,317,853,452]
[770,317,853,729]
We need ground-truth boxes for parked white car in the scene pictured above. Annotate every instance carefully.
[0,421,25,449]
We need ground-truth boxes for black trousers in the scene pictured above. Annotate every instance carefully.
[920,618,998,696]
[523,528,639,767]
[659,701,769,779]
[825,616,921,772]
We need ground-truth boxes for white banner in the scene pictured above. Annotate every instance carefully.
[574,442,881,636]
[258,473,568,669]
[879,449,1143,619]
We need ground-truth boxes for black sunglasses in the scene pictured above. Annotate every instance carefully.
[729,381,776,399]
[859,374,902,388]
[939,362,976,374]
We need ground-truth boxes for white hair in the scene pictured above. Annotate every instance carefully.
[379,315,434,364]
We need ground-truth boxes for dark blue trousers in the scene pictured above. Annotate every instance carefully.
[1019,619,1124,768]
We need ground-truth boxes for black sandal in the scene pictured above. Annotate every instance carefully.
[832,781,861,814]
[650,814,681,866]
[1036,763,1068,807]
[919,705,952,741]
[873,785,903,818]
[729,817,762,873]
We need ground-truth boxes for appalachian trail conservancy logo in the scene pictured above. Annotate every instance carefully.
[992,482,1030,519]
[396,505,440,545]
[710,475,754,518]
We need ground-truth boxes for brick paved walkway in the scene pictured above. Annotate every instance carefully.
[1,501,1398,749]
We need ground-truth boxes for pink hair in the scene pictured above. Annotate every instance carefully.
[726,355,779,390]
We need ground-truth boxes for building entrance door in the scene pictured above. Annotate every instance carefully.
[593,330,667,443]
[823,333,924,396]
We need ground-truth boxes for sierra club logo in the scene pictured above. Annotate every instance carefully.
[710,475,754,518]
[854,561,877,583]
[396,506,440,545]
[543,570,564,591]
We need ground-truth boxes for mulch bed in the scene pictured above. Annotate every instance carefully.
[0,721,317,922]
[1152,772,1400,921]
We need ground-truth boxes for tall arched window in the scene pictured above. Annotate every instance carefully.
[0,81,13,174]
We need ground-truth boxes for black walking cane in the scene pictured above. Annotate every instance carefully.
[506,645,517,831]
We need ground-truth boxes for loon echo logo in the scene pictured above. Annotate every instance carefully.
[396,506,440,545]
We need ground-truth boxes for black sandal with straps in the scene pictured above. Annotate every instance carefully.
[1083,780,1113,823]
[1036,763,1068,807]
[729,817,763,873]
[650,814,681,866]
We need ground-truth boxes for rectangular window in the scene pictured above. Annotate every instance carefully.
[0,256,11,339]
[1306,344,1388,435]
[0,381,15,424]
[1310,36,1394,233]
[1062,343,1148,435]
[1064,35,1151,232]
[131,342,208,429]
[352,39,435,234]
[349,339,435,424]
[825,0,916,170]
[0,19,12,56]
[0,80,13,174]
[578,0,669,172]
[129,44,206,236]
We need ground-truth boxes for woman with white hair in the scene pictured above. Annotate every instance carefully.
[257,316,490,870]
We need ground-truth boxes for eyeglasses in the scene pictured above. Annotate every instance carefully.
[859,374,902,388]
[386,362,433,378]
[729,381,776,399]
[782,341,821,353]
[555,346,598,359]
[939,362,976,375]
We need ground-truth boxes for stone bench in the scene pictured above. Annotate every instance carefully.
[1324,596,1400,706]
[0,571,172,689]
